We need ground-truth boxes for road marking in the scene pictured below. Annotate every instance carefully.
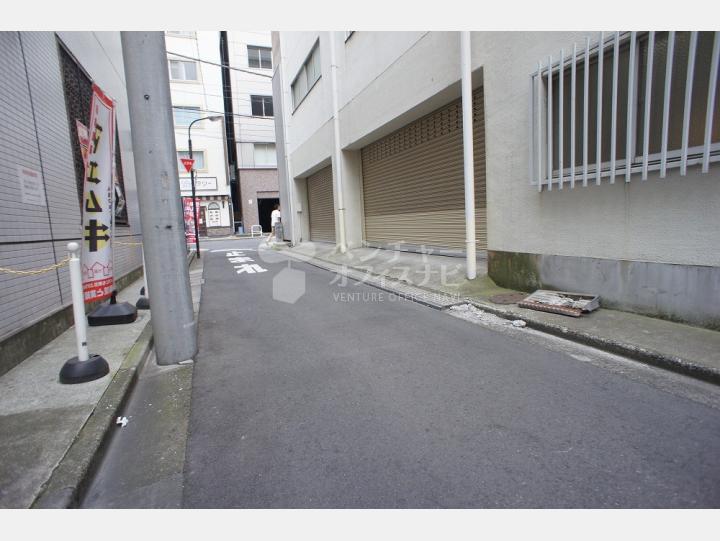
[234,264,267,274]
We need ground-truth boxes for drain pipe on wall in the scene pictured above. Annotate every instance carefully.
[328,31,348,253]
[461,31,477,280]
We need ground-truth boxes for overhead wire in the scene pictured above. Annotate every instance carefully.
[167,50,273,78]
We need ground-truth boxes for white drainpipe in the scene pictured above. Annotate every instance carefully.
[328,31,348,253]
[461,31,477,280]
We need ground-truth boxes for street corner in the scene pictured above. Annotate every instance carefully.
[272,266,306,304]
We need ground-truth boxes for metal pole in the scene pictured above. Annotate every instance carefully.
[328,31,347,253]
[461,31,476,280]
[59,242,109,383]
[188,123,201,258]
[69,242,89,362]
[121,31,197,364]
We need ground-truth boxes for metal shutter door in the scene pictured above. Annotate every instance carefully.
[361,88,486,251]
[307,165,336,243]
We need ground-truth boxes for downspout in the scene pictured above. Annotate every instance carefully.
[328,31,348,253]
[461,31,477,279]
[277,35,297,244]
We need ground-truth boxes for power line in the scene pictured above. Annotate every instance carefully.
[167,51,273,78]
[172,105,276,122]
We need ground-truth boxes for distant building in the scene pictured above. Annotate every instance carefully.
[166,31,279,236]
[272,31,720,328]
[227,31,279,234]
[166,31,234,236]
[0,32,143,372]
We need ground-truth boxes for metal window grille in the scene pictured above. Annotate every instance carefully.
[530,31,720,190]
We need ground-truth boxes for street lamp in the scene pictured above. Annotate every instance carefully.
[187,114,224,259]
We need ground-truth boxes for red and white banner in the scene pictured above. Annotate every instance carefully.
[76,119,90,171]
[81,84,116,303]
[182,197,200,245]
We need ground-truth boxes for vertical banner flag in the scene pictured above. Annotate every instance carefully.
[182,197,199,245]
[81,84,116,303]
[76,119,90,171]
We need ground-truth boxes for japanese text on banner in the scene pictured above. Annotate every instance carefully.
[81,84,115,303]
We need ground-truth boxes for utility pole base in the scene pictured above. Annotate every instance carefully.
[59,354,109,384]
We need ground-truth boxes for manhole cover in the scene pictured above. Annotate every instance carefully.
[489,293,526,305]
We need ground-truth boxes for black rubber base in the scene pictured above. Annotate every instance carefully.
[136,296,150,310]
[59,354,109,384]
[88,301,138,326]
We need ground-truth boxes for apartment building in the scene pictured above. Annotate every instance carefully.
[166,31,233,236]
[272,31,720,328]
[226,31,279,233]
[0,32,143,372]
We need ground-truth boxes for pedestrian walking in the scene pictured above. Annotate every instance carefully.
[268,204,281,242]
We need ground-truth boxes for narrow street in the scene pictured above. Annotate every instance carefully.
[84,238,720,508]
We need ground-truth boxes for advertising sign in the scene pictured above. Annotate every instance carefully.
[182,197,200,245]
[76,119,90,170]
[179,176,218,192]
[81,84,115,303]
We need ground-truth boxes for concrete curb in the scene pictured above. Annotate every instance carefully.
[459,299,720,386]
[31,320,154,508]
[284,248,720,386]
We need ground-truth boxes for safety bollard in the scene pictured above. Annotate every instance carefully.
[59,242,109,384]
[136,248,150,310]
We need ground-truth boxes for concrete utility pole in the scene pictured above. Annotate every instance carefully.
[121,32,197,364]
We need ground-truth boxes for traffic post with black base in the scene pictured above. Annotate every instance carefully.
[59,242,109,384]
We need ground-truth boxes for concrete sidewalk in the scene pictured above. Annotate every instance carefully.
[0,252,205,509]
[0,276,152,508]
[283,242,720,384]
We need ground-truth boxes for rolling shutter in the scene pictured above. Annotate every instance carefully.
[361,88,486,251]
[307,165,336,243]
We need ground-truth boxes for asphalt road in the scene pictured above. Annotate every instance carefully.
[175,238,720,507]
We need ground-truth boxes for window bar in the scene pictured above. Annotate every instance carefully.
[571,43,577,188]
[583,37,590,187]
[625,31,637,183]
[660,31,675,178]
[610,32,620,183]
[596,32,604,185]
[702,32,719,174]
[558,49,564,189]
[547,55,553,191]
[681,31,698,176]
[537,62,543,191]
[642,31,655,180]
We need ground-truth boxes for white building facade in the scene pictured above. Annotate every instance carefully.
[272,31,720,328]
[166,31,234,236]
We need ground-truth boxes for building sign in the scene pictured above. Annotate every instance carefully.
[179,176,218,192]
[182,197,200,245]
[81,84,115,303]
[16,165,46,207]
